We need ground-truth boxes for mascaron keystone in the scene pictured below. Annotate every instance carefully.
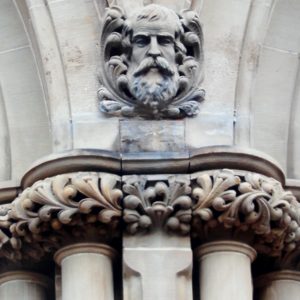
[98,4,204,119]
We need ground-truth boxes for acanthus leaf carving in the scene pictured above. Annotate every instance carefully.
[192,169,300,257]
[1,168,300,262]
[123,176,192,235]
[0,172,122,260]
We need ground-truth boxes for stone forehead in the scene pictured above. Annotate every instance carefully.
[131,23,177,36]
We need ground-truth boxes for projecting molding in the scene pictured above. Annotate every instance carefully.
[0,148,299,264]
[98,4,204,119]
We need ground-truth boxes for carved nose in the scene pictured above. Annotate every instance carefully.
[147,37,161,58]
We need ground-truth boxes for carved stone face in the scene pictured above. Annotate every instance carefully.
[129,23,177,75]
[125,11,180,112]
[99,4,205,118]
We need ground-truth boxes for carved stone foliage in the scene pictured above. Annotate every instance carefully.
[192,169,300,257]
[0,173,122,260]
[98,4,204,119]
[1,168,300,261]
[123,176,192,234]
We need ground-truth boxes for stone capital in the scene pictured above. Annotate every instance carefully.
[195,241,257,262]
[191,169,300,257]
[0,172,122,261]
[54,243,117,266]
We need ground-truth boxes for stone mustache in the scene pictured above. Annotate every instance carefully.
[98,4,205,119]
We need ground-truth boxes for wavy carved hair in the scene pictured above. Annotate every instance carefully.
[122,4,186,60]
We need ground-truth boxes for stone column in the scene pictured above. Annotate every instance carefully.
[54,243,116,300]
[195,241,256,300]
[255,270,300,300]
[191,168,300,299]
[0,271,50,300]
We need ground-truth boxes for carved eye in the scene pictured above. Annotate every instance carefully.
[157,36,174,46]
[133,36,150,47]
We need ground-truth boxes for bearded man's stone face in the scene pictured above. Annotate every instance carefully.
[126,18,180,112]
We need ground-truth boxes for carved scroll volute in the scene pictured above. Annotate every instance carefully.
[191,169,300,257]
[122,175,192,235]
[98,3,205,119]
[0,172,123,260]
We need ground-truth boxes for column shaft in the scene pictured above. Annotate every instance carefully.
[255,271,300,300]
[195,241,256,300]
[54,243,116,300]
[0,271,50,300]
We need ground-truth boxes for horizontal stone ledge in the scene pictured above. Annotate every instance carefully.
[19,146,284,189]
[189,146,285,184]
[0,180,20,204]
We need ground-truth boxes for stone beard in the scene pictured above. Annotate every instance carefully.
[128,58,179,112]
[123,4,184,113]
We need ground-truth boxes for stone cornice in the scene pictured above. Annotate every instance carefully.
[190,146,285,184]
[21,149,121,188]
[0,181,19,204]
[18,146,284,189]
[0,147,299,265]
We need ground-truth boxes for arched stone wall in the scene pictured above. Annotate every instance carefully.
[0,0,51,181]
[1,0,300,179]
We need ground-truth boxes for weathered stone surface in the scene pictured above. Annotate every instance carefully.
[250,47,299,172]
[120,120,186,153]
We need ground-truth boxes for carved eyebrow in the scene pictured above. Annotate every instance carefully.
[132,32,174,39]
[157,32,174,38]
[132,32,150,39]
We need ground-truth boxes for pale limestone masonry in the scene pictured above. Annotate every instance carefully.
[1,1,300,300]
